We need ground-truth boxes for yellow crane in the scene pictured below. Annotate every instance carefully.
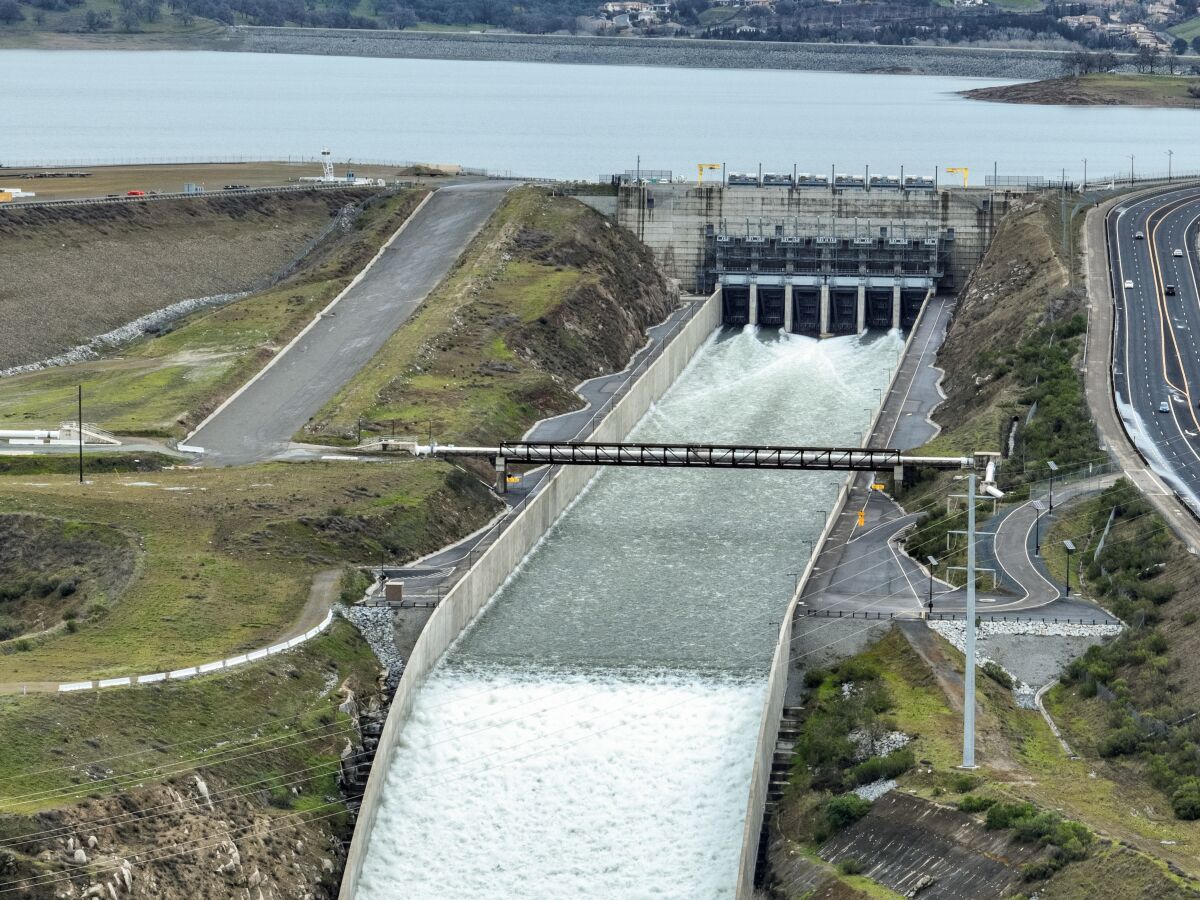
[945,167,969,188]
[697,163,722,185]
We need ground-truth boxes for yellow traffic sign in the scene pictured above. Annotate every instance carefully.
[871,482,886,491]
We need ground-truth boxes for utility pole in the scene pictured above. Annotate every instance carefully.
[1129,154,1135,185]
[962,472,978,769]
[77,384,84,485]
[1082,158,1087,192]
[1168,149,1174,182]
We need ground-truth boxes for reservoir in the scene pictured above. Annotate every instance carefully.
[3,49,1197,181]
[357,327,903,898]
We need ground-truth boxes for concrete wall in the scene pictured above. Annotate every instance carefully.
[339,290,723,899]
[619,184,1009,294]
[734,288,933,898]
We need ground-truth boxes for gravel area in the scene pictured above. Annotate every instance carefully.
[339,604,405,691]
[854,779,897,802]
[929,620,1120,707]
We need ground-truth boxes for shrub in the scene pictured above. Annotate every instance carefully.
[958,794,996,813]
[983,661,1013,689]
[985,801,1036,830]
[1172,779,1200,820]
[1022,860,1058,882]
[824,794,872,832]
[950,774,979,794]
[837,657,880,683]
[836,858,864,876]
[848,749,915,786]
[803,667,828,689]
[1097,725,1141,758]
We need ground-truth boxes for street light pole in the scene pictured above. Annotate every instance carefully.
[1047,460,1058,512]
[77,384,84,485]
[962,472,978,769]
[1082,158,1087,192]
[1063,540,1076,597]
[1033,500,1045,556]
[1129,154,1135,185]
[926,555,938,617]
[1168,149,1173,182]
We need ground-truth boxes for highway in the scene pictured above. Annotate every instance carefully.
[1108,185,1200,513]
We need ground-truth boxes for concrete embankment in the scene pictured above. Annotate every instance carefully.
[338,288,722,898]
[230,26,1080,79]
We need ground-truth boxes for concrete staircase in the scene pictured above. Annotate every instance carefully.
[756,705,804,886]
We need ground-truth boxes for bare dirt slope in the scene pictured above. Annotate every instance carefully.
[0,189,376,370]
[935,196,1071,431]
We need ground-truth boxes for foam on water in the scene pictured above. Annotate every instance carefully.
[359,327,905,896]
[359,672,764,900]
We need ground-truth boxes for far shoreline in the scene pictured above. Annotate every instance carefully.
[962,73,1200,109]
[0,25,1122,82]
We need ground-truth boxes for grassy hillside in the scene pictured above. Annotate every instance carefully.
[0,187,384,371]
[772,626,1200,896]
[0,189,422,437]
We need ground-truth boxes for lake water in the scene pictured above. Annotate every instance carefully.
[1,49,1195,182]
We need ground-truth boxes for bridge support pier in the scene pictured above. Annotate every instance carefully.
[495,455,508,494]
[819,281,831,337]
[749,281,758,327]
[892,283,902,331]
[783,282,793,333]
[856,282,866,334]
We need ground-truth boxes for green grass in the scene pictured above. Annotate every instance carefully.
[1169,15,1200,40]
[0,458,495,681]
[0,190,424,438]
[1041,500,1096,593]
[0,619,377,815]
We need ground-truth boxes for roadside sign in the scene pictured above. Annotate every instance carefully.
[870,482,886,491]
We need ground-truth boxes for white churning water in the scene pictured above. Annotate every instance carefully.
[358,326,905,899]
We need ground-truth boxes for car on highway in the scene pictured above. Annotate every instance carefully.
[1125,279,1135,289]
[1175,249,1184,258]
[1167,284,1177,296]
[1135,231,1145,239]
[1160,400,1171,413]
[126,190,145,196]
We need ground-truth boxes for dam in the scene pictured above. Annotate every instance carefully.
[354,325,904,897]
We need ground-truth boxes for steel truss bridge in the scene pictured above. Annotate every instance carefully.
[359,439,978,490]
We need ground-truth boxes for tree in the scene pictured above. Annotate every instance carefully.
[84,8,113,28]
[0,0,23,23]
[1166,50,1181,74]
[1174,37,1188,55]
[1136,45,1161,73]
[1192,35,1200,55]
[386,3,415,27]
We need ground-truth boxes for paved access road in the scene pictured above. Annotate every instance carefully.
[1108,185,1200,512]
[188,181,510,466]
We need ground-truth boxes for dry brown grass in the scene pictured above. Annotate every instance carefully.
[0,188,378,370]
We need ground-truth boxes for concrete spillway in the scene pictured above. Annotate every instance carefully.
[357,326,903,898]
